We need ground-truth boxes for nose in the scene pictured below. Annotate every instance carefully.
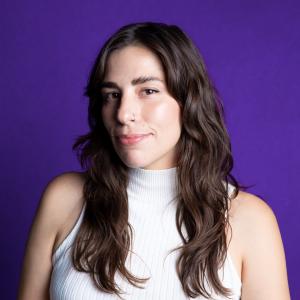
[116,91,139,125]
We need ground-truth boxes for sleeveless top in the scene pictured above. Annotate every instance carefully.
[50,167,242,299]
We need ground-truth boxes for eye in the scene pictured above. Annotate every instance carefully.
[102,92,120,102]
[142,89,159,95]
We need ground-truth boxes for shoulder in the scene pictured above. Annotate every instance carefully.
[17,172,86,299]
[40,171,86,212]
[228,189,281,254]
[229,190,290,299]
[36,171,86,241]
[43,171,86,205]
[41,171,87,252]
[228,189,276,228]
[44,171,86,195]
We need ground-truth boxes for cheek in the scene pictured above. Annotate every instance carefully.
[101,106,112,129]
[146,101,181,128]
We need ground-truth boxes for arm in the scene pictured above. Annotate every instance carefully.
[237,193,291,299]
[17,172,84,300]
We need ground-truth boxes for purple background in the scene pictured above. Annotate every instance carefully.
[1,0,299,299]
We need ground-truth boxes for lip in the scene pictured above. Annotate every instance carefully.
[116,133,152,146]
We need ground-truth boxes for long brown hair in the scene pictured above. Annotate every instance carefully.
[72,22,245,299]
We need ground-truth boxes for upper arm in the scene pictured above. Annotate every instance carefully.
[237,193,291,300]
[17,172,85,300]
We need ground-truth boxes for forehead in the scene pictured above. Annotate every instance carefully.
[104,45,165,81]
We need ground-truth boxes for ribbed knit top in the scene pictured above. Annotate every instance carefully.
[50,167,242,299]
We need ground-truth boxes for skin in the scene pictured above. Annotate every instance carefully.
[17,45,291,299]
[100,45,182,170]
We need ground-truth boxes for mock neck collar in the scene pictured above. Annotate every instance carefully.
[127,166,178,206]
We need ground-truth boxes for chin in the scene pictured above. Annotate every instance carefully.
[126,162,150,169]
[125,160,165,170]
[126,159,162,170]
[118,153,152,169]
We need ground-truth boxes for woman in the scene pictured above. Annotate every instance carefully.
[18,22,290,299]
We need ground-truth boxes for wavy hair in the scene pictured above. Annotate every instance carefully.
[71,21,245,299]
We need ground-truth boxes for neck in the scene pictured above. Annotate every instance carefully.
[127,166,178,206]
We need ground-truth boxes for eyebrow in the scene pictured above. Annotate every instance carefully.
[99,76,164,90]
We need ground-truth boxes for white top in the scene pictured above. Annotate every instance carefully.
[50,167,242,299]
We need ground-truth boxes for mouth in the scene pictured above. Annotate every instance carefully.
[116,133,152,146]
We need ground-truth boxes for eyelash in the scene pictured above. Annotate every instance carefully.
[102,89,159,101]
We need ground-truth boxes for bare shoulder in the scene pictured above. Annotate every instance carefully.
[42,171,87,252]
[228,189,276,226]
[228,189,290,299]
[17,171,86,299]
[228,189,282,255]
[32,171,87,256]
[43,171,86,211]
[38,171,86,226]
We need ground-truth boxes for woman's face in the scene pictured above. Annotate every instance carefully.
[101,45,182,170]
